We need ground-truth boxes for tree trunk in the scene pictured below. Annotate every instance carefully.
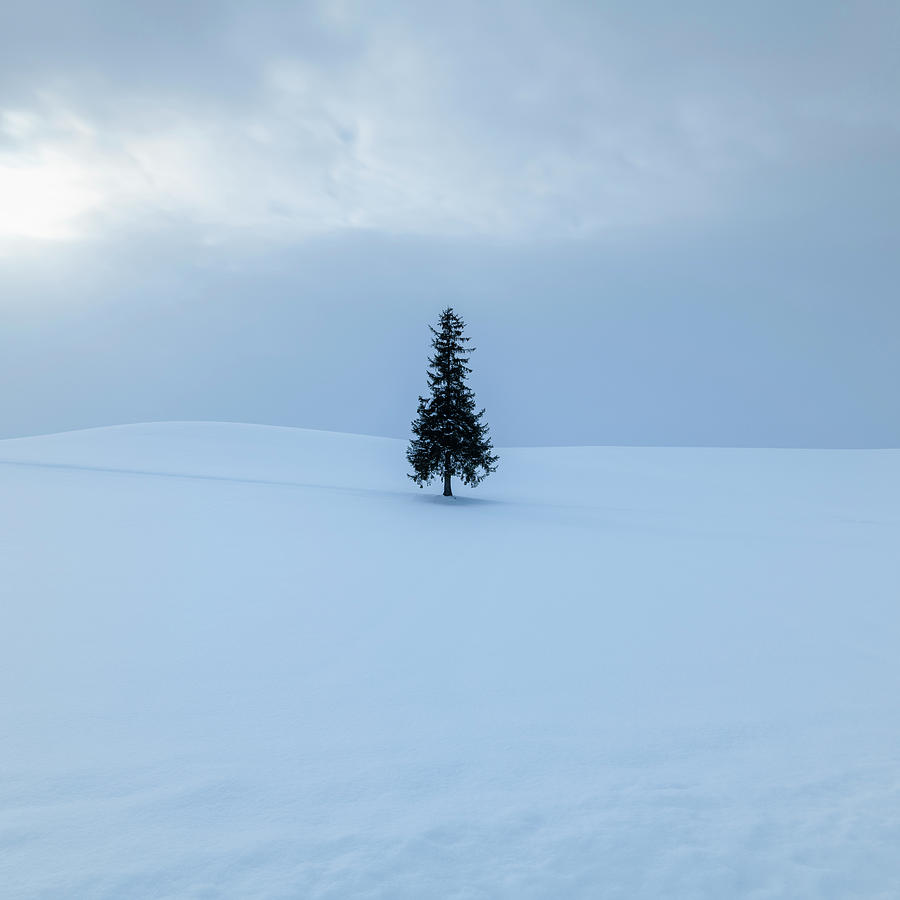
[443,453,452,496]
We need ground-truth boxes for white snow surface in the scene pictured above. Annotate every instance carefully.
[2,422,899,898]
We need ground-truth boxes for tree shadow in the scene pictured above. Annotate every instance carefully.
[414,491,505,507]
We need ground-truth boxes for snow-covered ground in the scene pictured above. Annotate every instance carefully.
[2,422,899,898]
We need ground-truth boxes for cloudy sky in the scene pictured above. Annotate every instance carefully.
[1,0,898,446]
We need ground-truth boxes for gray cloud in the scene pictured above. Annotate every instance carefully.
[3,1,896,241]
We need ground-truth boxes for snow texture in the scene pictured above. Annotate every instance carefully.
[2,422,899,898]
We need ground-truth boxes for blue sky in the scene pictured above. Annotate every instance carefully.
[1,0,897,445]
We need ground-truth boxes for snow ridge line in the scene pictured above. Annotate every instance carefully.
[0,457,406,500]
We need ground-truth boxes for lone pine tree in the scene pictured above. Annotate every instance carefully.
[407,307,499,497]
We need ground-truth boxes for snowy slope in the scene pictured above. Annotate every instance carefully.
[1,423,899,898]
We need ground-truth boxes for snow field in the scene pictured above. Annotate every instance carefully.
[1,423,899,898]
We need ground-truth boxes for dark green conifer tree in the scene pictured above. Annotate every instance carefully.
[407,307,499,496]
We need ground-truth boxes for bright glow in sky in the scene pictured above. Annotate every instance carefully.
[0,159,102,240]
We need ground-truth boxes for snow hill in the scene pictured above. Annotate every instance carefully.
[2,422,899,898]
